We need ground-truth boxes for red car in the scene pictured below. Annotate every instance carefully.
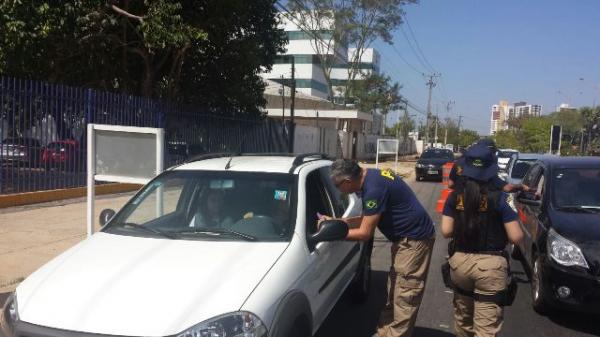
[42,140,81,171]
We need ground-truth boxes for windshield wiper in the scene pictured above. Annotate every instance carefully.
[120,222,177,239]
[176,228,256,241]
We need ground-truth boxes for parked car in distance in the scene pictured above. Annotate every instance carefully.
[513,156,600,315]
[41,140,81,171]
[415,148,454,181]
[497,148,518,171]
[0,137,43,167]
[0,153,372,337]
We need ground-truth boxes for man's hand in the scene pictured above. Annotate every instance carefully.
[317,214,333,230]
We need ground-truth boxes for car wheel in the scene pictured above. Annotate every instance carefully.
[350,239,373,303]
[510,243,523,260]
[531,254,550,314]
[416,175,422,181]
[287,318,310,337]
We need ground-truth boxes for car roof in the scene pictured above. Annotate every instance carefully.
[172,153,331,174]
[516,153,549,160]
[537,156,600,169]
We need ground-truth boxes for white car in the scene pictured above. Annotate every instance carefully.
[1,154,371,337]
[497,149,518,171]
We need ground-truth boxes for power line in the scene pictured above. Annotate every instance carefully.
[402,14,437,73]
[399,26,432,73]
[389,44,426,76]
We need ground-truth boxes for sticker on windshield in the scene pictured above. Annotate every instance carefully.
[274,190,288,201]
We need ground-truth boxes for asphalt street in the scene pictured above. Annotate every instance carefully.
[1,178,599,336]
[314,178,600,337]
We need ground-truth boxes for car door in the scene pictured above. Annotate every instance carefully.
[518,164,543,266]
[302,167,361,330]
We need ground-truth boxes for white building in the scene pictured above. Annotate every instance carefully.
[261,12,380,102]
[490,100,543,134]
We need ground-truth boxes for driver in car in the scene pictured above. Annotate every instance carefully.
[189,189,234,228]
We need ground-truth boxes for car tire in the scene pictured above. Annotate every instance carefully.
[350,239,373,303]
[416,175,422,181]
[288,318,310,337]
[531,254,550,315]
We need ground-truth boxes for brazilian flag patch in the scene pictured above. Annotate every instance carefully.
[365,199,378,209]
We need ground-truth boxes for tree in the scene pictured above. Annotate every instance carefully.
[493,130,520,150]
[288,0,416,102]
[0,1,286,115]
[521,116,552,153]
[353,73,403,133]
[458,129,479,147]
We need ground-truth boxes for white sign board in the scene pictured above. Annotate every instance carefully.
[375,139,399,172]
[87,124,164,236]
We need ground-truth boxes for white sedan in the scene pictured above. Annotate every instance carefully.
[1,154,371,337]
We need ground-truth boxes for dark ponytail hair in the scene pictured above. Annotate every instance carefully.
[455,177,487,245]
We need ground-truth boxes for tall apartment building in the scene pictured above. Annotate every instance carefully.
[261,12,380,102]
[490,100,543,134]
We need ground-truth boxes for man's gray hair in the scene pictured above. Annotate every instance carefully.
[330,159,361,180]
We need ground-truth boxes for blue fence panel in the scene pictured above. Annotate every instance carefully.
[0,75,289,195]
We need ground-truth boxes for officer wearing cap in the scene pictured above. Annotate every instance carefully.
[327,159,435,337]
[441,143,524,337]
[449,139,527,193]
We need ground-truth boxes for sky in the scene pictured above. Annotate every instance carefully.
[373,0,600,135]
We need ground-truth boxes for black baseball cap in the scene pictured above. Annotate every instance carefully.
[460,143,499,181]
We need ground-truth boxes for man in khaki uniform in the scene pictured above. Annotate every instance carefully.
[327,159,435,337]
[441,143,523,337]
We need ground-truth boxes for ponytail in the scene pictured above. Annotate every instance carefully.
[455,178,486,244]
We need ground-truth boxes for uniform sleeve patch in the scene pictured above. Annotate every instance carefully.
[365,199,378,209]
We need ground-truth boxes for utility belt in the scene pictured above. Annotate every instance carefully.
[441,246,517,306]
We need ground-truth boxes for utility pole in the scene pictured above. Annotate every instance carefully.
[444,100,455,146]
[280,75,285,125]
[434,115,439,146]
[424,73,440,148]
[289,56,296,153]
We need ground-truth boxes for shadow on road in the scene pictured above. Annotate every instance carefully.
[413,327,455,337]
[546,312,600,336]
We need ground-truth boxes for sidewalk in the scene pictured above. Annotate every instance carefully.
[0,160,415,293]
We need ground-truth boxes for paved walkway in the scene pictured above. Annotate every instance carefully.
[0,160,415,293]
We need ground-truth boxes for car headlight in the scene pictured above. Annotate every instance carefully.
[547,228,589,269]
[177,311,267,337]
[0,293,19,336]
[416,163,425,168]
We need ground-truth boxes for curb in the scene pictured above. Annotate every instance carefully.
[0,183,142,209]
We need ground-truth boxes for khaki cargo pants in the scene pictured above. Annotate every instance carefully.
[376,236,435,337]
[448,252,508,337]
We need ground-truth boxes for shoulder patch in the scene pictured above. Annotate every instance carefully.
[380,169,395,181]
[365,199,378,209]
[456,164,463,176]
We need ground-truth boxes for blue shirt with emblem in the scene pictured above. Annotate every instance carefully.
[361,168,435,241]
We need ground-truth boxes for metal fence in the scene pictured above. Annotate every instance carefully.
[0,75,289,195]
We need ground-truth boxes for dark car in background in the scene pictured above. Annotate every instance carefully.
[513,156,600,315]
[0,137,43,167]
[500,153,547,184]
[415,148,454,181]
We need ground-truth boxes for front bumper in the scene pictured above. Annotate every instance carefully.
[415,167,442,179]
[540,255,600,314]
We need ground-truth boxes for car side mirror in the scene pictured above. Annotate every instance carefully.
[309,220,349,245]
[516,192,541,207]
[99,208,116,226]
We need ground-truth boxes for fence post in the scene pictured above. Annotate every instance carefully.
[85,89,94,124]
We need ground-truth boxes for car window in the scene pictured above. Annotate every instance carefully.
[305,170,334,236]
[553,168,600,209]
[522,164,541,187]
[319,166,348,217]
[421,149,450,159]
[105,170,295,241]
[511,160,535,179]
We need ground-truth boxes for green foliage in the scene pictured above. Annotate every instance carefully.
[459,129,479,146]
[353,73,402,116]
[0,0,286,116]
[493,130,520,150]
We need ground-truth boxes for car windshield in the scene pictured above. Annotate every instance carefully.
[553,168,600,210]
[421,150,453,160]
[104,170,295,241]
[510,159,535,179]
